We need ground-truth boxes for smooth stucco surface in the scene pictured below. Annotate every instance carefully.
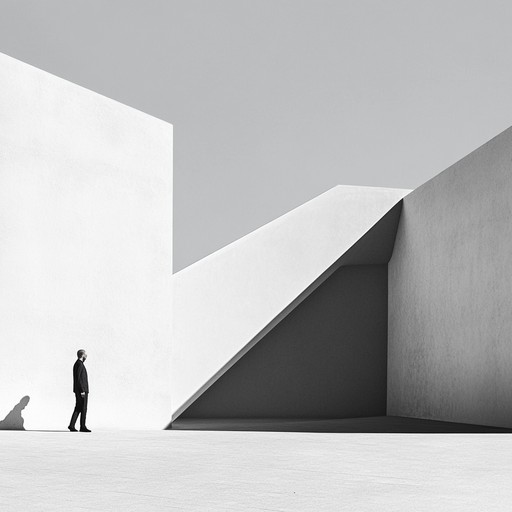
[172,185,409,420]
[0,53,173,429]
[388,126,512,428]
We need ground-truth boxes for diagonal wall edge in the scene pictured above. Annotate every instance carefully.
[171,186,410,421]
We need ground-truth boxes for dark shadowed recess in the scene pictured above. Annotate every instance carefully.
[179,264,388,420]
[168,200,512,433]
[171,204,405,427]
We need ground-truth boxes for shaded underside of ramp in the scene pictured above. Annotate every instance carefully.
[178,265,388,419]
[171,202,405,424]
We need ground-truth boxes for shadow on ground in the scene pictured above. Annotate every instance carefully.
[170,416,512,433]
[0,396,30,430]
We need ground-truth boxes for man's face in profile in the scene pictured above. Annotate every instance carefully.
[82,352,88,361]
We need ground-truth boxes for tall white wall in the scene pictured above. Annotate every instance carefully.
[172,186,409,420]
[0,53,173,430]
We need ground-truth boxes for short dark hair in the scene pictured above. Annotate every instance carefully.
[77,349,86,358]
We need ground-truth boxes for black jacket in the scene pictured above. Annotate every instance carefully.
[73,359,89,394]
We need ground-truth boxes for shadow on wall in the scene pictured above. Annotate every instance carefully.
[0,396,30,430]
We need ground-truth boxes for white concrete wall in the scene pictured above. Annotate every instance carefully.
[172,186,409,420]
[0,53,173,430]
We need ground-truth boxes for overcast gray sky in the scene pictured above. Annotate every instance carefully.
[1,0,512,271]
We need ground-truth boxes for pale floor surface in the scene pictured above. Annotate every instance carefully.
[1,429,512,511]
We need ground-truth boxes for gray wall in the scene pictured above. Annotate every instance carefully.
[182,265,388,419]
[388,127,512,428]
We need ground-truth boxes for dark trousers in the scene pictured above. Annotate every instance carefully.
[69,392,88,429]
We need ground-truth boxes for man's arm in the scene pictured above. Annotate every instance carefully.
[75,363,86,396]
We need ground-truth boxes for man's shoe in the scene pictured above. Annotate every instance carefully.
[79,427,91,433]
[68,426,78,432]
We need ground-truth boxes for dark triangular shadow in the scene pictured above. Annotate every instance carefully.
[168,202,404,428]
[337,201,402,265]
[174,264,388,422]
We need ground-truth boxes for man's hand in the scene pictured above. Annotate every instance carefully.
[81,392,85,397]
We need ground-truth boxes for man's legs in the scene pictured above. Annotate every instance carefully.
[69,393,89,431]
[80,393,88,430]
[68,393,82,430]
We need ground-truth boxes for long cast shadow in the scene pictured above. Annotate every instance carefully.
[0,396,30,430]
[170,416,512,433]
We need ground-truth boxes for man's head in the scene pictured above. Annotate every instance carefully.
[77,349,87,361]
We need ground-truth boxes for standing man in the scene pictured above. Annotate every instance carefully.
[68,349,91,432]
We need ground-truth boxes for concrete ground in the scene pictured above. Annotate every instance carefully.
[1,424,512,511]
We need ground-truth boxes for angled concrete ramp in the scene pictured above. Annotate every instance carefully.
[178,206,404,420]
[171,185,410,421]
